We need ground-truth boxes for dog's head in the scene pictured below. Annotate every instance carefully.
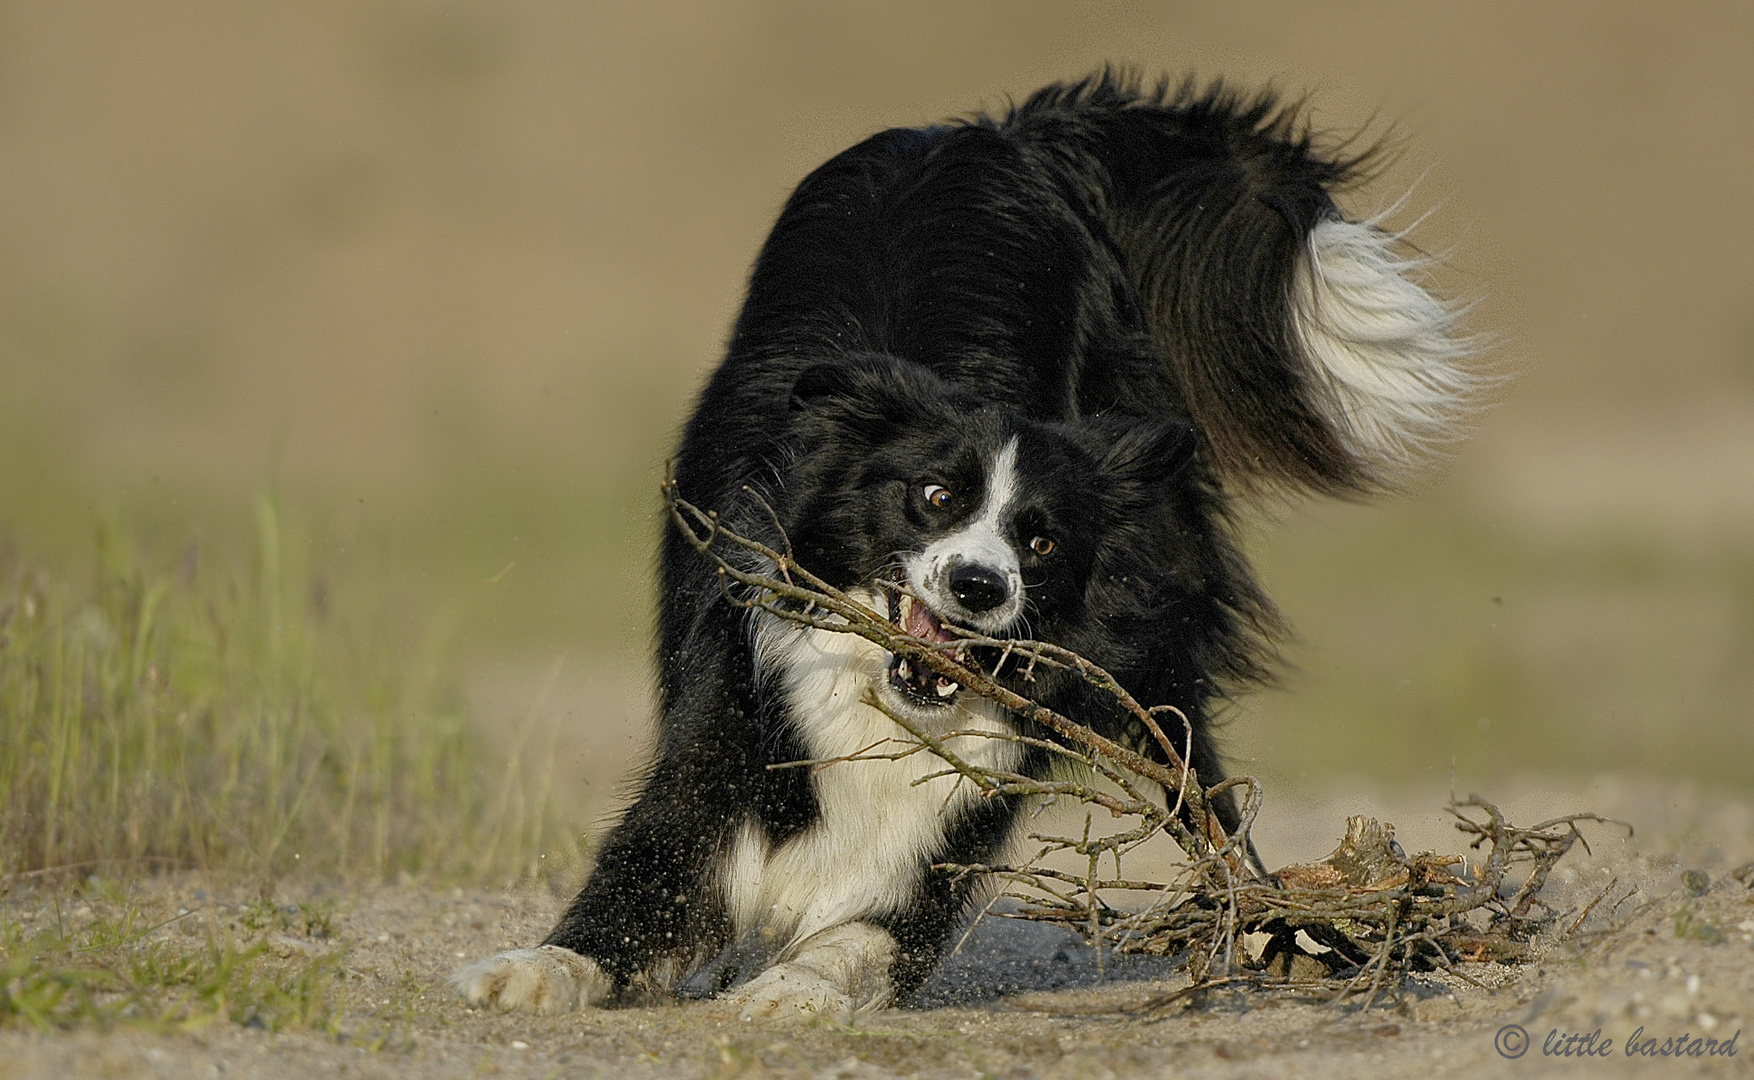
[780,353,1195,711]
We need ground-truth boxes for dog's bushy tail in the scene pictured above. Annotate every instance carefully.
[1004,71,1485,497]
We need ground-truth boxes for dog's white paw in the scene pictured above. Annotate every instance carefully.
[724,961,856,1022]
[450,945,611,1015]
[722,922,896,1022]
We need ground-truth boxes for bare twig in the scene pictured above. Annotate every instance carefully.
[664,474,1611,1009]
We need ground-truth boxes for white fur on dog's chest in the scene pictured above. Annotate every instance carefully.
[735,607,1019,947]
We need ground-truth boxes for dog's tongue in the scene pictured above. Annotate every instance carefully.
[904,597,954,642]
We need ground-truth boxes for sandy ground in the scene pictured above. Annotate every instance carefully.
[4,779,1751,1079]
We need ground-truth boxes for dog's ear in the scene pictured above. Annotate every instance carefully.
[788,353,951,437]
[789,361,861,413]
[1076,416,1198,490]
[1113,418,1198,483]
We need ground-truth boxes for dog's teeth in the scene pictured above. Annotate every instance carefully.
[934,678,957,698]
[897,660,911,680]
[898,594,912,625]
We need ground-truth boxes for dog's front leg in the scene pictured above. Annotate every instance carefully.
[721,922,897,1021]
[450,765,735,1014]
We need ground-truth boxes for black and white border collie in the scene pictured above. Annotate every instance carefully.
[454,73,1481,1018]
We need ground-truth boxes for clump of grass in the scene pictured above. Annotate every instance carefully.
[0,491,574,884]
[0,891,344,1033]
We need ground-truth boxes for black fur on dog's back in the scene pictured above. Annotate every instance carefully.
[512,70,1481,1007]
[714,73,1424,501]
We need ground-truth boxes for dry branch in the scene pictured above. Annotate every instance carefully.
[663,471,1620,1008]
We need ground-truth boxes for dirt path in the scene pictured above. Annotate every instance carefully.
[5,779,1750,1079]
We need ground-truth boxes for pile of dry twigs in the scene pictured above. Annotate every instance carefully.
[665,475,1624,1008]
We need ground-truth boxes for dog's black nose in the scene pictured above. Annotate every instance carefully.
[948,563,1009,612]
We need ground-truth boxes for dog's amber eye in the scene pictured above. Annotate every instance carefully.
[923,484,953,508]
[1030,536,1056,556]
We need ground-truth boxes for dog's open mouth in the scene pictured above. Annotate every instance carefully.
[886,590,963,707]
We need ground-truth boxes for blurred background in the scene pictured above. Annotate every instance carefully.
[2,1,1751,850]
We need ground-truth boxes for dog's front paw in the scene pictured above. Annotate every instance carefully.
[450,945,611,1015]
[723,962,855,1022]
[723,922,896,1022]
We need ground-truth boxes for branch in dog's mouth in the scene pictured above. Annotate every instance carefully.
[658,476,1616,1001]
